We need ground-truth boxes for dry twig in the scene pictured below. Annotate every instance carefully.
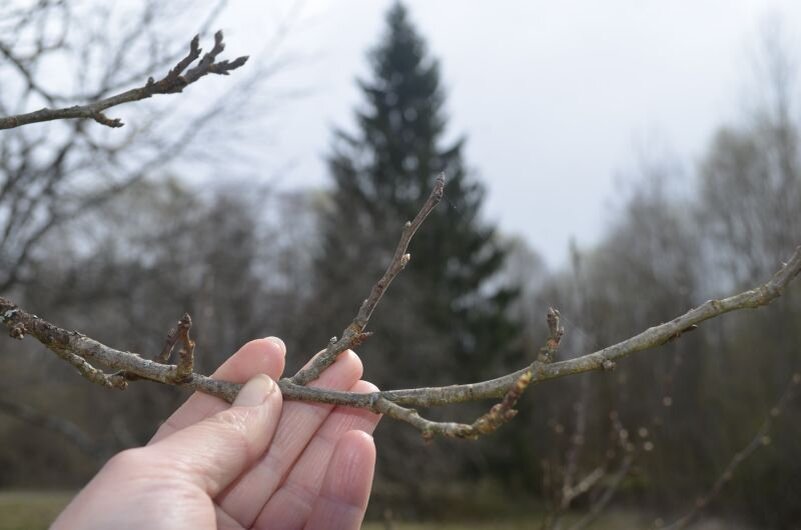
[0,397,102,460]
[0,30,247,130]
[664,371,801,529]
[1,172,800,438]
[290,173,446,386]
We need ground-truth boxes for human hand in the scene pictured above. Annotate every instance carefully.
[52,337,381,530]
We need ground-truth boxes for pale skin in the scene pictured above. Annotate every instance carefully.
[52,337,382,530]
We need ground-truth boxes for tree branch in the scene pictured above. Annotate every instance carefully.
[665,371,801,530]
[0,30,247,130]
[290,172,446,386]
[0,397,102,460]
[0,176,800,439]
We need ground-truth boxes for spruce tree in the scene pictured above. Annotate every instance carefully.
[311,2,519,387]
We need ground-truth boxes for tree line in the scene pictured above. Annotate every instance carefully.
[1,1,799,527]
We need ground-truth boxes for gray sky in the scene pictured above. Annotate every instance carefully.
[216,0,801,268]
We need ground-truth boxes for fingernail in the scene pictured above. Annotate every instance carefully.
[234,375,275,407]
[265,336,286,356]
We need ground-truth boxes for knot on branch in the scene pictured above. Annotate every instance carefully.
[1,307,20,323]
[9,323,26,339]
[350,332,373,349]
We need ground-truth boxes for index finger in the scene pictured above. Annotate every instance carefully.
[148,336,286,444]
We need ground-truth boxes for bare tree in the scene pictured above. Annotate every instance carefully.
[0,0,286,293]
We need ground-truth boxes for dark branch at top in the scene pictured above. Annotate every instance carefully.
[0,30,248,130]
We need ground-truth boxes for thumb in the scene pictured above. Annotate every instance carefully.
[147,374,282,496]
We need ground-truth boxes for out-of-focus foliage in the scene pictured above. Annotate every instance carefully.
[299,3,524,512]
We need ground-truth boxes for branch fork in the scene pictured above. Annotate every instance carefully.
[1,173,801,440]
[0,30,248,130]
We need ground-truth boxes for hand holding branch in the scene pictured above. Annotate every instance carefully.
[52,339,380,530]
[1,173,800,439]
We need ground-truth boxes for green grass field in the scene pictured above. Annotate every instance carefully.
[0,489,650,529]
[0,490,749,529]
[0,491,73,530]
[361,512,650,529]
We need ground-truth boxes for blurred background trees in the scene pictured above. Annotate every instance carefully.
[301,4,522,506]
[1,1,801,528]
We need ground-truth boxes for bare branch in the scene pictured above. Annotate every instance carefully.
[566,454,634,530]
[374,369,534,440]
[665,371,801,530]
[0,397,103,460]
[380,245,801,407]
[0,41,58,105]
[290,172,446,386]
[0,30,248,130]
[0,176,800,439]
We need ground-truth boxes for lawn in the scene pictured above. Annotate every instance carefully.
[0,490,73,530]
[0,490,648,529]
[0,490,749,529]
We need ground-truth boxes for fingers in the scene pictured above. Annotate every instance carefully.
[216,350,363,527]
[253,380,381,528]
[303,431,376,530]
[146,374,283,497]
[149,337,286,444]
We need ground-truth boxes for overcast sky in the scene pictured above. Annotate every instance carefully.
[216,1,801,268]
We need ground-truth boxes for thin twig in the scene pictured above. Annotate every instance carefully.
[566,453,634,530]
[375,369,534,440]
[0,196,800,438]
[290,173,446,386]
[0,30,247,130]
[0,398,102,460]
[664,371,801,530]
[379,245,801,407]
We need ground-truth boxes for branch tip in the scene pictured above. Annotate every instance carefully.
[538,307,565,363]
[291,175,447,386]
[0,29,248,130]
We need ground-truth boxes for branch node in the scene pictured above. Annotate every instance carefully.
[9,323,26,339]
[291,175,447,386]
[173,313,195,383]
[350,331,373,349]
[92,112,123,128]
